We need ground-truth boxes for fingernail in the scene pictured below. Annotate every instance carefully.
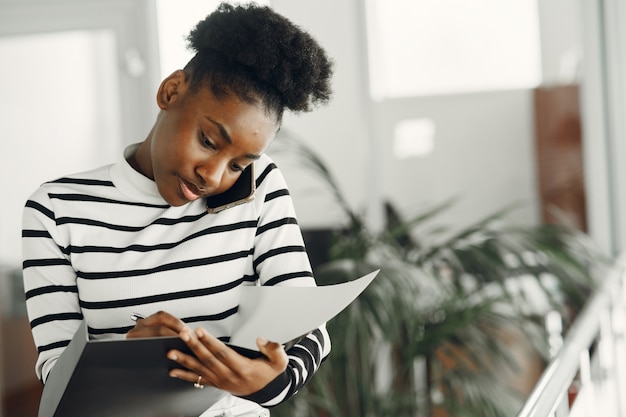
[258,337,268,346]
[195,328,204,338]
[168,352,178,360]
[181,332,190,342]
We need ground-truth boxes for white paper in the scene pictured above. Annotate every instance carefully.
[229,270,379,350]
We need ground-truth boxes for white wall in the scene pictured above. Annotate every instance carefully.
[269,0,373,229]
[270,0,551,231]
[376,90,539,230]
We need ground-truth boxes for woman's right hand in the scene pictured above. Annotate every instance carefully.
[126,310,190,339]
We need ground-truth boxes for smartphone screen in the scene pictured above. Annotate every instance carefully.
[205,164,255,214]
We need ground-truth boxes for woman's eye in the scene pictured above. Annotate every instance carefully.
[200,132,215,149]
[231,163,244,172]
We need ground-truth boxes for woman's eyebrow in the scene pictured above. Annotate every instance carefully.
[205,117,232,144]
[205,116,261,160]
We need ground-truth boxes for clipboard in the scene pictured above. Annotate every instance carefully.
[38,270,380,417]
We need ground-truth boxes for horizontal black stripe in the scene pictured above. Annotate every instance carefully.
[253,245,306,270]
[55,217,146,232]
[310,328,325,352]
[241,274,257,284]
[265,271,313,287]
[290,345,315,378]
[38,339,70,353]
[256,163,276,187]
[65,220,257,255]
[88,303,237,334]
[49,193,169,209]
[22,229,52,239]
[184,306,239,323]
[298,335,322,366]
[25,200,55,221]
[56,209,208,230]
[23,258,71,270]
[25,284,78,300]
[79,278,245,309]
[89,308,242,335]
[286,356,306,388]
[284,369,300,401]
[242,369,292,405]
[49,177,115,187]
[265,189,289,203]
[88,325,133,336]
[30,312,83,329]
[257,217,298,236]
[55,209,217,231]
[76,249,253,280]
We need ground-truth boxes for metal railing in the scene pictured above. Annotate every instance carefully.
[517,258,626,417]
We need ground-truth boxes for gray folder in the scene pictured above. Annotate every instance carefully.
[38,323,226,417]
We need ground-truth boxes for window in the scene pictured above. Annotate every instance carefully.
[366,0,542,99]
[0,30,122,266]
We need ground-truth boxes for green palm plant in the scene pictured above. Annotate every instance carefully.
[268,134,607,417]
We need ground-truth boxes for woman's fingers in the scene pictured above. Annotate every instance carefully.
[167,332,230,391]
[256,336,288,370]
[126,310,189,339]
[169,328,235,380]
[192,328,240,368]
[167,327,288,396]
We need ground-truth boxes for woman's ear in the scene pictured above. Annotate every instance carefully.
[156,70,188,110]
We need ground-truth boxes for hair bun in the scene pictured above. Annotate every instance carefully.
[186,2,333,113]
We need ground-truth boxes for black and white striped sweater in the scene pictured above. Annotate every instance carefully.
[21,144,330,409]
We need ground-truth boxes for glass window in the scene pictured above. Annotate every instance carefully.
[366,0,542,99]
[0,30,121,266]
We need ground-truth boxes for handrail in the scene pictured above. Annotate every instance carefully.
[517,259,626,417]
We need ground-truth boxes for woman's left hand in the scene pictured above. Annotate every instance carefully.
[167,327,289,396]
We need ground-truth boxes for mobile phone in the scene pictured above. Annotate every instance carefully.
[205,164,255,214]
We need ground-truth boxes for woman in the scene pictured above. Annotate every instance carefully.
[22,2,334,416]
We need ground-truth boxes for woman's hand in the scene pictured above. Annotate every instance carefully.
[126,311,190,339]
[167,327,289,396]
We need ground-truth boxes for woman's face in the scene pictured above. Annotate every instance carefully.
[137,70,278,207]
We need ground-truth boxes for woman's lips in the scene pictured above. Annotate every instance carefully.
[179,177,203,202]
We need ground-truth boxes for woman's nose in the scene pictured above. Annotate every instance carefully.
[196,160,225,189]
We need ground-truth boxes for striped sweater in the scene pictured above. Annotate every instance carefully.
[21,144,330,410]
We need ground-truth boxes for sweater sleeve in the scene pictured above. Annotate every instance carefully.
[21,186,83,383]
[241,327,330,407]
[243,159,331,407]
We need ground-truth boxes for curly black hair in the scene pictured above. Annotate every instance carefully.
[184,2,334,122]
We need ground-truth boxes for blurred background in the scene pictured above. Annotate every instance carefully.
[1,0,626,416]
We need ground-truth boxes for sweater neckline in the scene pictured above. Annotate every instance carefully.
[110,143,169,206]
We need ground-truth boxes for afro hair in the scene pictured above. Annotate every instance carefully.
[185,2,334,121]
